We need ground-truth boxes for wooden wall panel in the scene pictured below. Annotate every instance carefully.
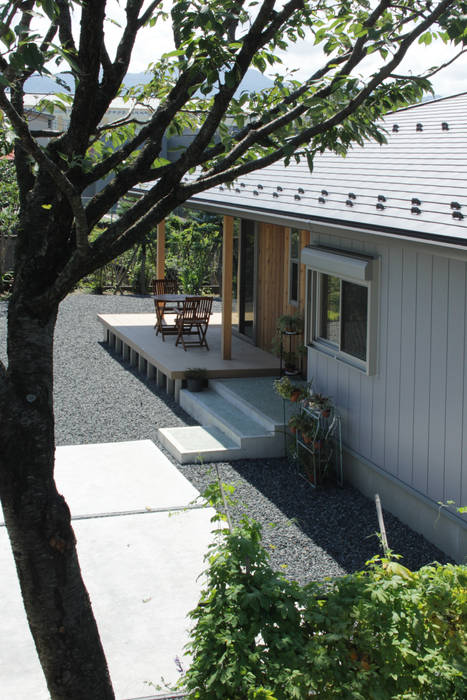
[255,224,309,354]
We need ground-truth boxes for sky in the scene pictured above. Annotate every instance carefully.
[35,1,467,97]
[101,2,466,98]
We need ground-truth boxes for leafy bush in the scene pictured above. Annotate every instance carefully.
[181,486,466,699]
[166,214,221,294]
[0,160,19,238]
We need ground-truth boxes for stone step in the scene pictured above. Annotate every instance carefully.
[158,425,242,464]
[209,378,280,431]
[179,388,275,444]
[160,385,286,463]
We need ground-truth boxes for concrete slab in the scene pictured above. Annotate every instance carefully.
[158,425,242,464]
[0,441,216,700]
[53,440,201,517]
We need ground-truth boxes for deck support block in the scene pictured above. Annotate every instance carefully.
[115,337,122,354]
[123,343,130,361]
[174,378,182,403]
[130,348,138,366]
[167,376,175,397]
[147,363,156,380]
[156,368,166,389]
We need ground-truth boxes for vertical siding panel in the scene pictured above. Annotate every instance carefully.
[371,245,389,467]
[462,270,467,507]
[398,247,417,484]
[336,364,350,440]
[384,247,403,476]
[347,370,362,452]
[444,259,466,505]
[427,257,449,500]
[412,253,432,493]
[359,376,373,456]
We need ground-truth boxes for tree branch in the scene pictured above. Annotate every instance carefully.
[56,0,78,62]
[0,91,89,253]
[180,0,457,196]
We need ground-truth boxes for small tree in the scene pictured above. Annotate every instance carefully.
[166,214,222,293]
[0,2,466,698]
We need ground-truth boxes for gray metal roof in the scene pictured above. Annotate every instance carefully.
[186,93,467,247]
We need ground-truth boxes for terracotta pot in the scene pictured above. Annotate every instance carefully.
[290,390,301,402]
[289,426,297,435]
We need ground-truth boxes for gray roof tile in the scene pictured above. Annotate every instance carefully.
[189,93,467,246]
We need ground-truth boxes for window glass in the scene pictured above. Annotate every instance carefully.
[319,274,340,346]
[290,229,300,259]
[289,229,300,303]
[341,281,368,361]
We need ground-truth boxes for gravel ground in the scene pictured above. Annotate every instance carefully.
[0,292,453,583]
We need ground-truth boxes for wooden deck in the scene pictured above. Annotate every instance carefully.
[97,312,280,402]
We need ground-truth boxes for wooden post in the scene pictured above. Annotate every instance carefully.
[222,215,233,360]
[156,220,166,279]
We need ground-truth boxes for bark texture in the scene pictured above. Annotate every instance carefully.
[0,295,115,699]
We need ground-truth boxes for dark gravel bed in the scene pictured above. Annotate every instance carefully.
[0,292,453,583]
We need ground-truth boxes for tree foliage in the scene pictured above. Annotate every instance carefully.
[0,2,466,698]
[166,213,222,293]
[182,484,467,699]
[0,159,19,237]
[0,1,466,304]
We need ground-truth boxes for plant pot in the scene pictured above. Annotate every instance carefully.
[285,366,299,376]
[290,390,301,402]
[186,378,204,392]
[302,433,312,444]
[289,426,297,435]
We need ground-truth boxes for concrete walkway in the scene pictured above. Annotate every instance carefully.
[0,440,215,700]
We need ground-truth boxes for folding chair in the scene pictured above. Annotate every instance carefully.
[175,296,213,351]
[152,278,180,337]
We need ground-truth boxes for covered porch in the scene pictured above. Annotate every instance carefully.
[97,310,280,403]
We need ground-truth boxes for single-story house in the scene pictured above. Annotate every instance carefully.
[135,93,467,561]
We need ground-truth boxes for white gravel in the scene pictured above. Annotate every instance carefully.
[0,291,452,582]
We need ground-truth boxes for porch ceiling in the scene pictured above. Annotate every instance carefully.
[97,312,280,379]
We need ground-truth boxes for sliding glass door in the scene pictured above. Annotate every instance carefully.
[232,219,257,342]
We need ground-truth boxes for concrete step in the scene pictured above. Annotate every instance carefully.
[159,386,286,463]
[179,388,275,444]
[158,425,242,464]
[209,378,280,431]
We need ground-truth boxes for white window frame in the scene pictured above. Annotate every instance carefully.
[303,246,379,375]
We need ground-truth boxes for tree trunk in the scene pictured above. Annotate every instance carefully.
[0,297,115,700]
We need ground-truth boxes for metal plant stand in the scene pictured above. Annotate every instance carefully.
[294,401,343,487]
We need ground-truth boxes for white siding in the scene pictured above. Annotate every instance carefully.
[307,235,467,510]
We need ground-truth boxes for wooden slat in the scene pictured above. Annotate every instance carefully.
[156,220,166,279]
[222,216,233,360]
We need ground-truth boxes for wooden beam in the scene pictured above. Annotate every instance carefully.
[222,215,233,360]
[156,220,166,279]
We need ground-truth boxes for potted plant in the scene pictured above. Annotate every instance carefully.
[273,376,306,401]
[276,312,304,335]
[185,367,207,392]
[306,392,332,417]
[288,413,304,435]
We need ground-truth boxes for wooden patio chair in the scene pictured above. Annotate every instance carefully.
[152,278,180,336]
[175,296,213,351]
[152,278,179,312]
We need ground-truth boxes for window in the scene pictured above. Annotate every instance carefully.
[289,229,300,304]
[302,246,378,374]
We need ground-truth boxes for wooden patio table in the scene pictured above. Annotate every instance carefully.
[153,293,186,338]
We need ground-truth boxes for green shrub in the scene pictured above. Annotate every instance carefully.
[181,485,466,699]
